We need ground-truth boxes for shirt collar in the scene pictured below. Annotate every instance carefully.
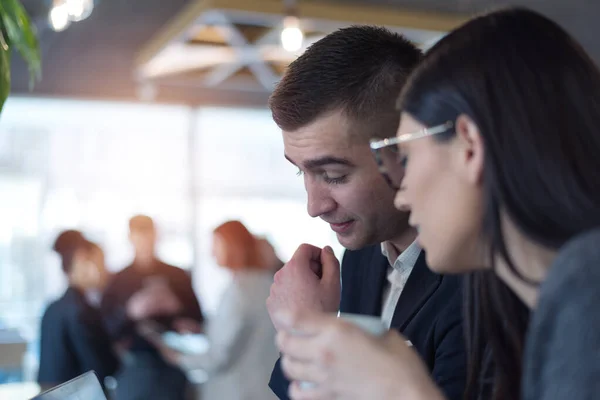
[381,240,422,273]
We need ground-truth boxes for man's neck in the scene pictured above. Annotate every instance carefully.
[387,227,418,254]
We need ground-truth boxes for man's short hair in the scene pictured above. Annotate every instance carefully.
[269,25,423,142]
[129,214,155,232]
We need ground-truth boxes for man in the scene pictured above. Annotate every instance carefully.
[266,26,466,400]
[101,215,204,400]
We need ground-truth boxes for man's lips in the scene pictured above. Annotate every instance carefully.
[328,220,354,233]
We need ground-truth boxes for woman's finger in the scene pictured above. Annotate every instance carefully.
[273,308,338,335]
[381,330,414,354]
[280,354,325,383]
[288,380,332,400]
[276,330,324,362]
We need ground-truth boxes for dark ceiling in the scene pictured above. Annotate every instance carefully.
[10,0,600,106]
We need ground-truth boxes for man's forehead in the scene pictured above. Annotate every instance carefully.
[282,137,368,171]
[282,130,356,166]
[282,112,356,148]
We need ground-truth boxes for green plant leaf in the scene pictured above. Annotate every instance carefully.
[0,30,10,113]
[0,0,41,88]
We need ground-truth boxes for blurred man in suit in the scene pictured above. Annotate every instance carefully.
[101,215,204,400]
[266,26,466,400]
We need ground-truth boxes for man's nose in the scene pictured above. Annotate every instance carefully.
[306,182,337,218]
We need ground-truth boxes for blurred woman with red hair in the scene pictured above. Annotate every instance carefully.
[176,221,280,400]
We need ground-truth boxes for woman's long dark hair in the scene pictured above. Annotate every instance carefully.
[398,7,600,400]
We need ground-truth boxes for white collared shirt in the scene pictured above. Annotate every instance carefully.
[380,240,422,328]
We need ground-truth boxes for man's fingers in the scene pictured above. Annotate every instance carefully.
[319,246,340,285]
[292,244,323,263]
[287,244,324,277]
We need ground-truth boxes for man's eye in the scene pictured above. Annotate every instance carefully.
[296,169,304,177]
[322,172,347,185]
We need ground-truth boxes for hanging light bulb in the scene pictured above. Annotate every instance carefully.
[65,0,94,22]
[49,1,71,32]
[280,0,303,52]
[280,15,303,52]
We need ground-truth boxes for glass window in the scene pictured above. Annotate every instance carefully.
[0,99,343,374]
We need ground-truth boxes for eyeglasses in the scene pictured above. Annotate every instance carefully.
[369,121,454,190]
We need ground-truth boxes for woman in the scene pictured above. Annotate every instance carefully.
[274,7,600,400]
[38,230,119,389]
[173,221,279,400]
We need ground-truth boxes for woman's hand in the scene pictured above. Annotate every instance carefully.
[274,310,446,400]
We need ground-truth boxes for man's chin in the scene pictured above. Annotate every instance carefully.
[336,233,368,251]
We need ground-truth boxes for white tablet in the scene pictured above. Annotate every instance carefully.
[161,331,210,355]
[31,371,106,400]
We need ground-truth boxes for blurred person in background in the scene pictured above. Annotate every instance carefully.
[101,215,204,400]
[38,230,118,391]
[257,236,284,273]
[158,220,279,400]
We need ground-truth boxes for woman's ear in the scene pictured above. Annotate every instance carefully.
[454,114,484,185]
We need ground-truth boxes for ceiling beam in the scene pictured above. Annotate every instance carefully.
[135,0,470,69]
[136,0,215,67]
[215,0,469,31]
[138,43,307,80]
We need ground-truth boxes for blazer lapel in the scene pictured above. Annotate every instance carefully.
[362,246,390,316]
[390,251,442,330]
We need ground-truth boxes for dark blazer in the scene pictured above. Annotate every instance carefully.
[100,260,203,400]
[269,244,466,400]
[38,287,119,388]
[100,259,204,351]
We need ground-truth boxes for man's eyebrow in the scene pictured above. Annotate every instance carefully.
[285,155,355,170]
